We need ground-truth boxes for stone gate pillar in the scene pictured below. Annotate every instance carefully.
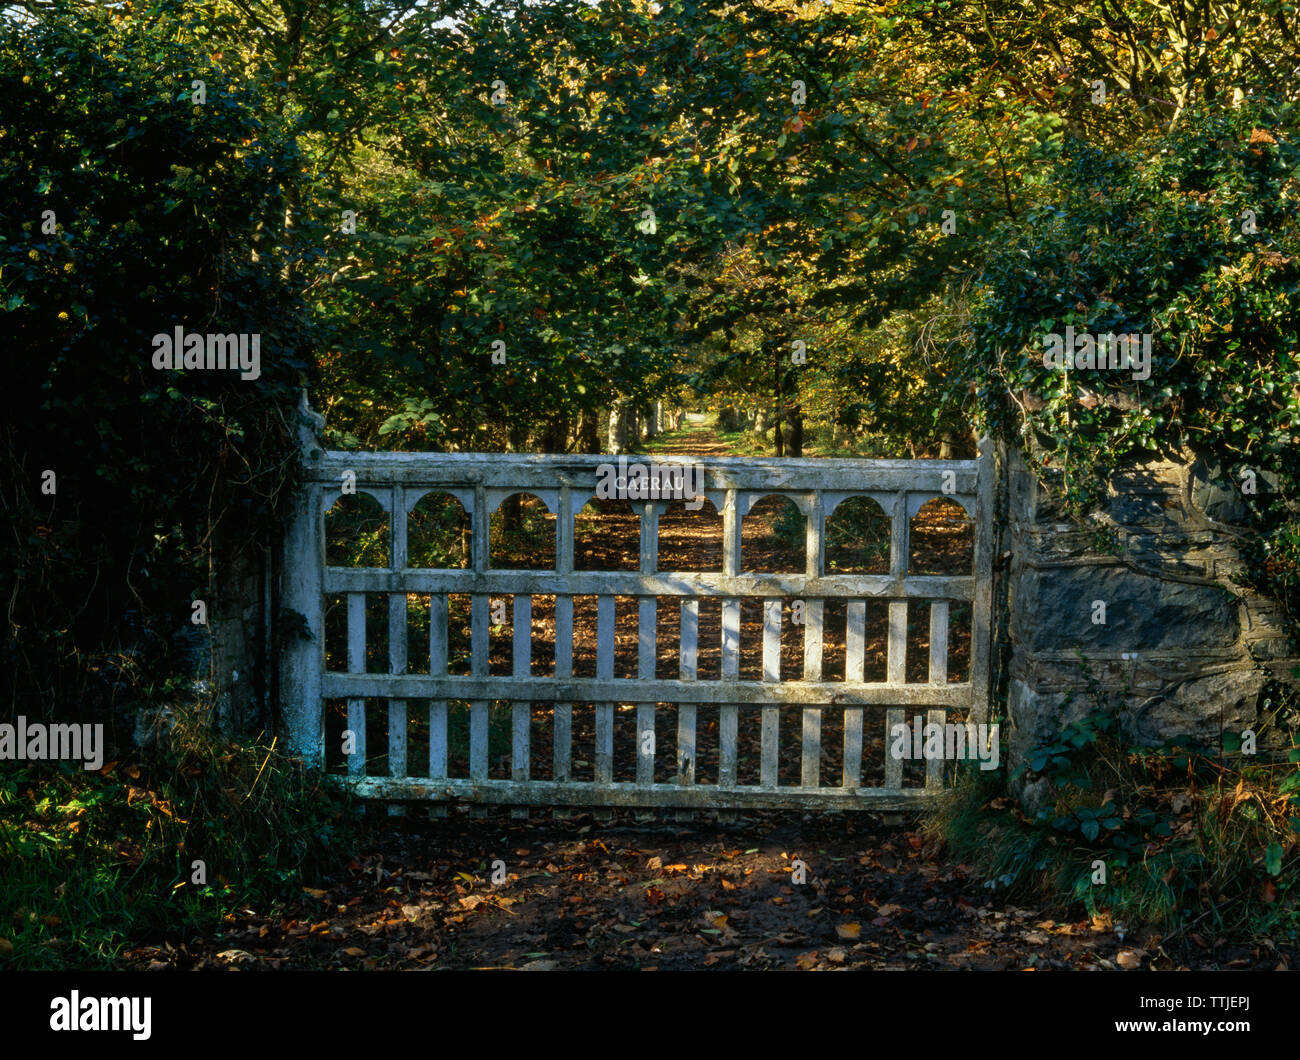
[1000,441,1300,809]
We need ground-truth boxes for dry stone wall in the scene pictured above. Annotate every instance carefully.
[1000,442,1300,807]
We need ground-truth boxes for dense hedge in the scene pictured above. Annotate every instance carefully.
[1,9,306,724]
[952,99,1300,631]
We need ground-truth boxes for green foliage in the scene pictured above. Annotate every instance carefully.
[951,99,1300,636]
[930,671,1300,942]
[0,698,357,969]
[0,5,304,717]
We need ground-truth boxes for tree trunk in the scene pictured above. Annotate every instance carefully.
[540,416,568,454]
[644,401,661,439]
[576,407,600,453]
[607,404,629,454]
[785,406,803,458]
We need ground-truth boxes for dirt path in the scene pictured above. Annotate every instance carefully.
[643,418,737,457]
[137,809,1216,971]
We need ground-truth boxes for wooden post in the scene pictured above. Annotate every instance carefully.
[280,480,325,766]
[971,437,996,727]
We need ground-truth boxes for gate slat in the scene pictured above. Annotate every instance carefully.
[388,488,407,811]
[718,491,741,793]
[512,594,532,781]
[927,600,949,790]
[761,599,781,789]
[467,487,490,789]
[347,592,366,777]
[887,488,909,793]
[469,592,489,781]
[885,599,907,789]
[511,594,532,819]
[429,593,448,782]
[554,482,575,791]
[388,593,407,780]
[553,595,573,782]
[803,491,824,792]
[678,599,698,788]
[889,491,909,580]
[844,600,865,789]
[637,597,656,786]
[595,595,615,785]
[887,600,908,686]
[719,596,740,789]
[345,593,366,775]
[885,707,905,789]
[801,598,823,789]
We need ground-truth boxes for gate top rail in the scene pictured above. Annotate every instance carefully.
[302,450,979,496]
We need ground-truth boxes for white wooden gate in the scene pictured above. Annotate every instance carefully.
[280,433,994,811]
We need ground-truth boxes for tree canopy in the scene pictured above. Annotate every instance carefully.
[3,0,1297,711]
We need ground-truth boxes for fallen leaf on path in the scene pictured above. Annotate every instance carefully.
[216,949,254,963]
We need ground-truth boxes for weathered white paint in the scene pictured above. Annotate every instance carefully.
[281,436,992,810]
